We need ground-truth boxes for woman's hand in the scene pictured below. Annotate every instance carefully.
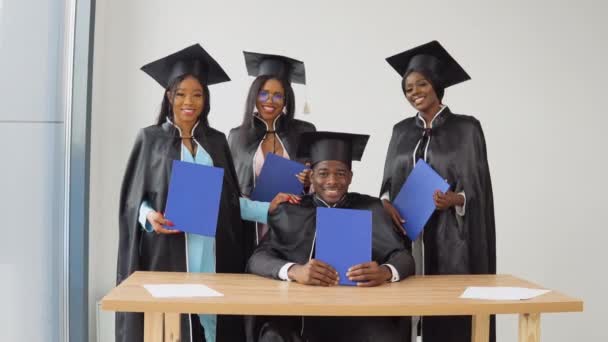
[382,199,406,236]
[433,190,464,210]
[269,192,301,213]
[296,163,312,188]
[346,261,392,287]
[146,211,181,234]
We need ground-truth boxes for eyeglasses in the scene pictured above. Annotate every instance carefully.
[258,90,285,104]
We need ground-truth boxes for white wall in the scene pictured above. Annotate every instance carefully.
[90,0,608,340]
[0,0,66,341]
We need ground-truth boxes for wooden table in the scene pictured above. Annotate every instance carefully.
[101,271,583,342]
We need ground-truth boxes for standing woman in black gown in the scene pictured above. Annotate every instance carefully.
[380,41,496,342]
[228,52,316,246]
[117,44,269,342]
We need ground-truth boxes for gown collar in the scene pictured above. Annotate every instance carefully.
[161,117,204,138]
[415,105,451,129]
[253,112,284,132]
[313,194,348,208]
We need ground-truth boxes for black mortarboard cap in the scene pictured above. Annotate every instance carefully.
[243,51,306,84]
[141,43,230,88]
[385,40,470,89]
[297,131,370,167]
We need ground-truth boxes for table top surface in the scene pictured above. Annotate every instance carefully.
[101,272,583,316]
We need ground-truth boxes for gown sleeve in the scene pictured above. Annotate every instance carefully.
[117,129,148,284]
[138,200,154,232]
[240,197,270,224]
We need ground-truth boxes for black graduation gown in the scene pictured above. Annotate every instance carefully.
[116,120,253,342]
[380,107,496,342]
[228,115,316,197]
[228,114,316,247]
[246,193,415,342]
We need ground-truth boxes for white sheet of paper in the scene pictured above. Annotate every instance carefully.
[460,287,551,300]
[143,284,224,298]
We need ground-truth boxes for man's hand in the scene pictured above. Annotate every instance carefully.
[287,259,339,286]
[346,261,392,287]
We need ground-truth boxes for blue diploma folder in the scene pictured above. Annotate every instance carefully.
[250,153,306,202]
[393,159,450,241]
[164,160,224,237]
[315,207,372,286]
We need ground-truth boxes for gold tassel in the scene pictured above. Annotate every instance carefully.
[303,100,311,114]
[303,84,311,114]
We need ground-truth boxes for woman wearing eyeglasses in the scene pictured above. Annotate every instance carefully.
[228,52,316,245]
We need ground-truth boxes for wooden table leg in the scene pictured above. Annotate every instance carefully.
[164,313,181,342]
[519,313,541,342]
[144,312,164,342]
[471,314,490,342]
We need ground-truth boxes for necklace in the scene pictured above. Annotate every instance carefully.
[264,130,277,154]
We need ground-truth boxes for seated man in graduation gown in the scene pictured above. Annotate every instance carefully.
[246,131,415,342]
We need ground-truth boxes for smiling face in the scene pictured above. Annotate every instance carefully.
[311,160,353,205]
[255,78,285,124]
[403,71,441,113]
[168,75,204,128]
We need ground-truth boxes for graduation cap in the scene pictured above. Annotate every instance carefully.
[297,131,370,168]
[244,51,311,113]
[141,43,230,88]
[243,51,306,84]
[385,40,470,89]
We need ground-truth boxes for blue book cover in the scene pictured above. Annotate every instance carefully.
[250,153,307,202]
[393,159,450,240]
[164,160,224,237]
[315,207,372,286]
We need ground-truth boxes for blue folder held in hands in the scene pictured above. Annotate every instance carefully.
[164,160,224,237]
[250,153,307,202]
[315,207,372,286]
[393,159,450,241]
